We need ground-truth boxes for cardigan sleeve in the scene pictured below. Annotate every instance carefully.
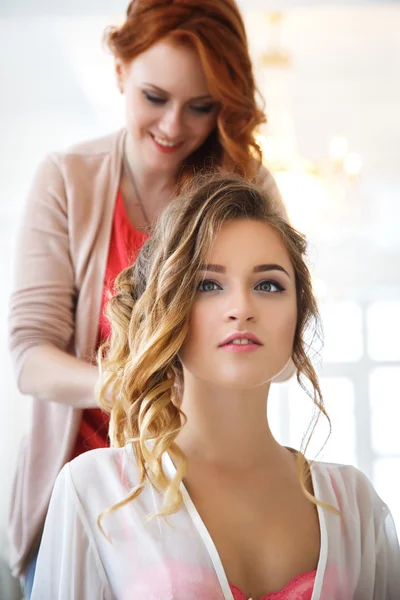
[31,464,113,600]
[9,153,76,383]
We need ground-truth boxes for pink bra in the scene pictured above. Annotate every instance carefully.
[230,569,317,600]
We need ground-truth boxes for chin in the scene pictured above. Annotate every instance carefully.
[226,366,286,388]
[144,154,178,172]
[213,375,270,390]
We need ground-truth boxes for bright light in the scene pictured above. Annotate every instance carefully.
[274,169,326,234]
[313,277,328,300]
[255,133,275,160]
[343,153,362,177]
[329,136,348,163]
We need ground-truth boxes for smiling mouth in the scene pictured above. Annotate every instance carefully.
[150,133,183,149]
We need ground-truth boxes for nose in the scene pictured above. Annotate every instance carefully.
[224,289,256,324]
[159,105,183,139]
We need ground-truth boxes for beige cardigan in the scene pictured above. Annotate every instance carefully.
[8,128,285,577]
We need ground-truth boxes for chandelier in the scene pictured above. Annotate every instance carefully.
[255,13,362,235]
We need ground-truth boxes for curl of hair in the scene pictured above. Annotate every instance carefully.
[104,0,265,183]
[97,173,338,536]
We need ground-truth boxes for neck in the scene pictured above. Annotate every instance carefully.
[175,377,283,471]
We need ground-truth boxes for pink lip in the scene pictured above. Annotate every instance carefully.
[219,331,263,347]
[150,134,183,154]
[221,343,261,353]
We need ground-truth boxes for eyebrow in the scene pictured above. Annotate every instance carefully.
[143,83,213,102]
[199,263,291,278]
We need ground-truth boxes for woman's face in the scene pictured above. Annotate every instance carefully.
[180,219,298,390]
[116,39,219,174]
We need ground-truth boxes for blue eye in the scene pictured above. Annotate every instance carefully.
[143,91,166,104]
[198,280,221,292]
[255,280,285,293]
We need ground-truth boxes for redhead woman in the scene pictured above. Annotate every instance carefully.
[8,0,287,596]
[31,174,400,599]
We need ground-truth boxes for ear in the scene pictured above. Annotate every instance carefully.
[115,58,125,94]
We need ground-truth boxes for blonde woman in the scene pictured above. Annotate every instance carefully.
[31,175,399,600]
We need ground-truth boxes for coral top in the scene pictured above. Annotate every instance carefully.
[230,569,316,599]
[71,190,148,460]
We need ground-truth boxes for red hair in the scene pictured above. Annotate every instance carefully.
[105,0,266,181]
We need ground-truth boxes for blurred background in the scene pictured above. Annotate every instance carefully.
[1,0,399,597]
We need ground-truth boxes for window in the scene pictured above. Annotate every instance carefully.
[367,302,400,361]
[320,302,363,363]
[271,299,400,533]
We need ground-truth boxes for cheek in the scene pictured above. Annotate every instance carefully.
[125,93,153,127]
[180,303,217,360]
[279,306,297,347]
[190,115,217,140]
[265,301,297,346]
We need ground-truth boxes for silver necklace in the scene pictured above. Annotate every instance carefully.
[122,148,151,229]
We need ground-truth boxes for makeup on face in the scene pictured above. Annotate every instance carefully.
[142,84,217,115]
[118,40,219,172]
[180,220,297,389]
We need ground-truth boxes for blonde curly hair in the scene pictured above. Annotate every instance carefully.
[97,173,334,533]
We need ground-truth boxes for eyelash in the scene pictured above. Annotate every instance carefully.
[197,279,286,293]
[143,92,214,114]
